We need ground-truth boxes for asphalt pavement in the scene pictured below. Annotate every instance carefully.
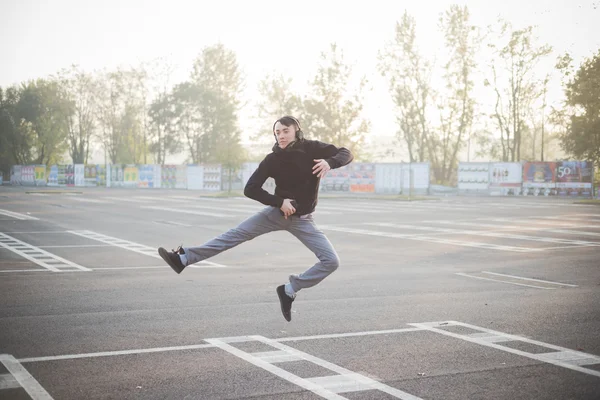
[1,187,599,399]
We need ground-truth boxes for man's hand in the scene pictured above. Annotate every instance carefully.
[280,199,296,219]
[313,159,331,178]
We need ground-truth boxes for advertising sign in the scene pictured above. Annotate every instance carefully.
[458,162,490,192]
[556,161,593,197]
[489,162,522,195]
[522,162,556,196]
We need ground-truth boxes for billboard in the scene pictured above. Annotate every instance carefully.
[489,162,522,195]
[556,161,593,198]
[458,162,490,192]
[522,162,557,195]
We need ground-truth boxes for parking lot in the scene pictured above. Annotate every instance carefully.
[1,187,599,399]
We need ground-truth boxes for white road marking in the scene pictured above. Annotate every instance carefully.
[18,344,216,363]
[38,244,113,248]
[0,269,49,273]
[141,205,233,218]
[205,338,347,400]
[18,327,426,363]
[455,272,554,289]
[0,209,39,220]
[0,372,20,389]
[0,231,68,234]
[67,230,226,268]
[252,336,423,399]
[432,221,600,237]
[0,233,91,272]
[409,321,600,378]
[67,197,110,204]
[104,196,154,203]
[480,271,578,287]
[278,327,423,342]
[369,222,600,246]
[321,225,533,252]
[0,354,54,399]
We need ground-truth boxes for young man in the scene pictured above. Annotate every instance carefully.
[158,116,354,321]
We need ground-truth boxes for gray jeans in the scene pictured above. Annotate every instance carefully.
[183,206,340,293]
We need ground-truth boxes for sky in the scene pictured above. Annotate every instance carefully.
[1,0,599,162]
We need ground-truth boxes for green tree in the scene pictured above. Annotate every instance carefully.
[0,87,34,174]
[148,92,179,164]
[484,20,552,161]
[378,12,432,164]
[559,50,600,168]
[190,44,245,170]
[434,5,479,183]
[304,43,370,157]
[17,79,70,165]
[58,66,98,164]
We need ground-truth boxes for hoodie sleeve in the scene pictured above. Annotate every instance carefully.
[243,156,284,208]
[310,140,354,169]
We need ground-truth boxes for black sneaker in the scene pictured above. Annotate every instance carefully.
[276,285,294,322]
[158,246,186,274]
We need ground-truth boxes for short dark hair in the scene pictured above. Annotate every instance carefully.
[273,116,301,133]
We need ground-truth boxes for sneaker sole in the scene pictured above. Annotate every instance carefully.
[276,285,292,322]
[158,247,184,274]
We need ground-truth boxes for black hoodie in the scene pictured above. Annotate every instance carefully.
[244,139,354,215]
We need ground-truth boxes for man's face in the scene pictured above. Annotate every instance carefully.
[274,121,297,149]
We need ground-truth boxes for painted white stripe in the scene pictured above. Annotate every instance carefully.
[481,271,578,287]
[455,272,554,289]
[432,221,600,237]
[321,225,534,252]
[38,244,112,248]
[278,327,424,342]
[67,230,226,268]
[250,350,302,363]
[205,338,348,400]
[0,209,39,220]
[409,321,600,378]
[307,374,372,394]
[141,205,233,218]
[253,336,423,400]
[0,233,91,272]
[67,197,110,204]
[153,220,193,227]
[0,373,20,389]
[92,266,166,270]
[19,327,424,363]
[0,231,67,234]
[135,196,188,203]
[369,222,600,246]
[0,354,54,399]
[104,196,153,203]
[18,344,215,363]
[0,269,49,273]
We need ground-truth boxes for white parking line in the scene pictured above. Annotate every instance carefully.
[480,271,578,287]
[409,321,600,378]
[0,354,54,399]
[67,197,111,204]
[455,272,554,289]
[141,205,233,218]
[0,209,39,220]
[206,338,347,400]
[67,230,226,268]
[207,336,423,399]
[253,336,423,399]
[369,222,600,246]
[0,233,91,272]
[321,225,534,252]
[18,327,426,363]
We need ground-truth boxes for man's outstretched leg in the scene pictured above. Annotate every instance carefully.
[158,207,283,274]
[277,216,340,321]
